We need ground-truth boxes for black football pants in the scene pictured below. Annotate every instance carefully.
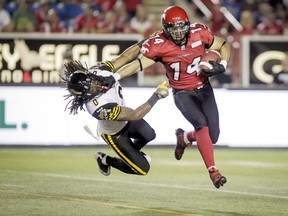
[173,82,220,144]
[101,119,155,175]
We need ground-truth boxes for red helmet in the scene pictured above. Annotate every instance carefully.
[161,6,190,45]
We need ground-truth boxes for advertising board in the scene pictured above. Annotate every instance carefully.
[0,33,142,86]
[241,35,288,87]
[1,87,288,147]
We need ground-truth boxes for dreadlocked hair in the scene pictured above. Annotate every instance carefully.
[62,60,91,115]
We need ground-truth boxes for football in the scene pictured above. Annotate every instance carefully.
[199,50,221,71]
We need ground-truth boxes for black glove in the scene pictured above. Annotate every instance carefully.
[101,75,116,90]
[201,61,225,77]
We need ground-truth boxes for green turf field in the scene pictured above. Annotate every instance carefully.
[0,146,287,216]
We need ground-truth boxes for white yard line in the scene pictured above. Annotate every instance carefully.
[0,183,25,188]
[1,169,287,200]
[156,159,288,168]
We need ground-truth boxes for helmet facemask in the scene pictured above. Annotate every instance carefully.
[164,21,190,45]
[161,6,190,46]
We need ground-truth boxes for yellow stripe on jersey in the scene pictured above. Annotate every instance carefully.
[101,133,147,175]
[105,105,121,120]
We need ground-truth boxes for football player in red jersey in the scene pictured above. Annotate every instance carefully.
[100,6,231,188]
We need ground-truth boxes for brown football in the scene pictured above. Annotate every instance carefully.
[199,50,221,71]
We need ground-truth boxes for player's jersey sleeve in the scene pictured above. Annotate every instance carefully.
[140,33,168,61]
[190,23,214,48]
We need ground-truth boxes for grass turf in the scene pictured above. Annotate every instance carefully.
[0,146,287,216]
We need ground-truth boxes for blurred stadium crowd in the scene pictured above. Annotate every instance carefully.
[0,0,154,35]
[0,0,287,86]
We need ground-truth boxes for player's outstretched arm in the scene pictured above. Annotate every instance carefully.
[116,81,169,121]
[102,55,155,90]
[98,31,160,72]
[97,37,149,72]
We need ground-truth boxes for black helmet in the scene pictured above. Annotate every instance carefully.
[67,70,92,97]
[62,60,106,114]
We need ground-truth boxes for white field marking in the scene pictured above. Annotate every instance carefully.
[156,160,288,168]
[228,161,288,168]
[154,160,203,166]
[251,186,288,191]
[84,184,113,190]
[1,169,288,200]
[0,183,25,188]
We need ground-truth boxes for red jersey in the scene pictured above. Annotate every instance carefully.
[141,23,214,90]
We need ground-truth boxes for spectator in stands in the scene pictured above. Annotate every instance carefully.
[73,4,98,33]
[112,0,130,33]
[39,8,67,33]
[33,0,51,28]
[227,9,258,85]
[241,0,257,12]
[65,0,83,21]
[238,9,258,35]
[129,4,152,37]
[257,9,285,35]
[0,0,13,32]
[3,0,18,17]
[254,2,273,25]
[123,0,142,18]
[61,0,83,32]
[97,10,117,33]
[274,2,288,34]
[223,0,242,21]
[208,3,229,36]
[11,0,37,32]
[98,0,117,12]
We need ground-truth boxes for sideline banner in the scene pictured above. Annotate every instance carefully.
[0,33,142,86]
[1,86,288,147]
[241,35,288,87]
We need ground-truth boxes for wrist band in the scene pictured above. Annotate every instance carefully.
[104,60,115,72]
[137,58,143,71]
[147,93,159,106]
[220,60,227,69]
[112,72,121,81]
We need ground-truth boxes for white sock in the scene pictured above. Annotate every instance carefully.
[102,155,108,165]
[208,166,217,171]
[183,131,190,144]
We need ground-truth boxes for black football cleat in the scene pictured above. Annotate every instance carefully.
[95,152,111,176]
